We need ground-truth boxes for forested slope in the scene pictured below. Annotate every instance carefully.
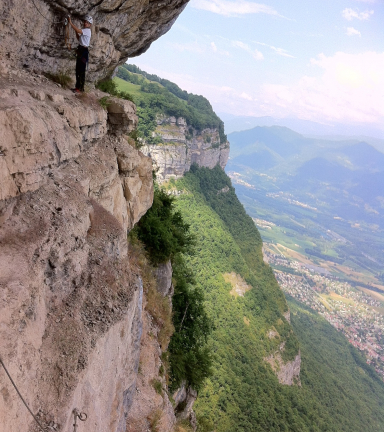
[170,166,384,432]
[115,66,384,431]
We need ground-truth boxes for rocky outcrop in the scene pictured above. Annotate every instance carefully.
[125,258,176,432]
[155,260,174,298]
[265,346,301,386]
[173,384,198,431]
[0,70,154,431]
[0,69,153,231]
[142,116,230,183]
[0,0,189,81]
[125,305,176,432]
[283,310,291,323]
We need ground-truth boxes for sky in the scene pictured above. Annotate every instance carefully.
[130,0,384,137]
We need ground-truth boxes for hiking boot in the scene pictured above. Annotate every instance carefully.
[71,88,81,94]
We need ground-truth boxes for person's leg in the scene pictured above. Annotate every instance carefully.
[75,52,82,90]
[78,58,86,92]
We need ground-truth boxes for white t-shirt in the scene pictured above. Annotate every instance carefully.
[79,28,91,47]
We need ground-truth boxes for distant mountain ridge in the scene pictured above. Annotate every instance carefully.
[220,113,384,144]
[227,125,384,225]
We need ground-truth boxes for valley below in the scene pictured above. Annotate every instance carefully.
[227,125,384,380]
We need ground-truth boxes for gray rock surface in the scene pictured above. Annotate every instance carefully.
[173,383,198,431]
[155,260,174,297]
[265,346,301,386]
[142,116,230,182]
[0,0,189,82]
[0,71,153,432]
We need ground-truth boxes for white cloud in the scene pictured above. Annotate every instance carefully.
[231,40,264,60]
[131,53,384,129]
[342,8,374,20]
[346,27,361,36]
[253,49,264,60]
[169,42,205,53]
[255,42,295,58]
[260,52,384,124]
[240,92,253,101]
[211,41,218,52]
[232,40,249,50]
[190,0,282,17]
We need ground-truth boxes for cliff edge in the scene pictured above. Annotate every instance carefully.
[0,67,155,431]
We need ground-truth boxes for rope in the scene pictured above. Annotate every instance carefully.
[0,357,47,432]
[64,20,72,51]
[29,0,74,51]
[29,0,65,24]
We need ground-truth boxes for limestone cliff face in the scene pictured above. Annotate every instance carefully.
[0,69,154,431]
[0,0,189,81]
[265,341,301,386]
[141,116,230,182]
[173,384,198,430]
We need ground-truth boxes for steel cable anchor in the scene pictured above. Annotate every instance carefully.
[73,409,87,432]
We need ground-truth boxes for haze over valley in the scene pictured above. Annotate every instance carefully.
[226,124,384,377]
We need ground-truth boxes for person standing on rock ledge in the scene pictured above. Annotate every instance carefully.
[68,15,93,94]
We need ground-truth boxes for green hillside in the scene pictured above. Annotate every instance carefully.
[170,166,384,432]
[114,65,227,144]
[116,66,384,431]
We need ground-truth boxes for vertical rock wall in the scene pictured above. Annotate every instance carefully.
[142,116,230,183]
[0,71,154,432]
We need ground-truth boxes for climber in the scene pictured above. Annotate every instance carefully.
[68,15,93,93]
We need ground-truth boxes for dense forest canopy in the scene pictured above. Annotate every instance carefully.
[116,65,227,143]
[170,166,384,432]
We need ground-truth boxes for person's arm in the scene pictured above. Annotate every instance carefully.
[68,17,83,36]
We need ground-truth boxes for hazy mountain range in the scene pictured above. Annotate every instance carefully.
[227,125,384,224]
[219,113,384,146]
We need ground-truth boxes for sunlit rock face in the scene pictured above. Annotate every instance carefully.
[265,348,301,386]
[0,71,154,432]
[142,116,230,182]
[0,0,189,81]
[0,1,189,430]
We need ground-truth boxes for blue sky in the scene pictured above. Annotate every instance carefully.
[130,0,384,135]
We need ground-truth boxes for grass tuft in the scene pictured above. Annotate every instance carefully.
[147,408,162,432]
[150,378,163,395]
[45,71,72,88]
[98,96,111,110]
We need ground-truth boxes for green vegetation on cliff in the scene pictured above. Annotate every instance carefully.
[131,187,212,392]
[115,65,227,143]
[124,67,384,430]
[169,166,384,432]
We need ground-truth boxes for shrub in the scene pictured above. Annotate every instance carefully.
[151,378,163,395]
[96,78,118,95]
[168,254,212,392]
[98,96,110,110]
[96,79,135,102]
[44,71,72,88]
[175,419,195,432]
[148,409,162,432]
[119,90,135,102]
[132,188,194,265]
[132,186,212,392]
[128,129,144,149]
